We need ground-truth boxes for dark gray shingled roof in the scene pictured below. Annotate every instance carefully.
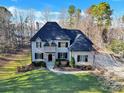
[30,22,70,41]
[31,22,95,51]
[69,34,94,51]
[62,29,93,45]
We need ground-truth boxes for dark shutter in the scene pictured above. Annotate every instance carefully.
[66,42,68,47]
[85,55,88,62]
[42,53,44,59]
[77,55,80,62]
[58,53,60,58]
[40,42,42,48]
[36,42,38,48]
[39,53,43,59]
[65,53,67,58]
[35,53,38,59]
[58,42,61,47]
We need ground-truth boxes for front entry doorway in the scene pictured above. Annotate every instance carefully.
[48,54,52,61]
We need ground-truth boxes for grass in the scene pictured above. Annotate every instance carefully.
[0,51,31,79]
[0,50,123,93]
[0,70,109,93]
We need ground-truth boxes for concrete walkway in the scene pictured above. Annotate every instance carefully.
[46,62,54,71]
[46,62,91,74]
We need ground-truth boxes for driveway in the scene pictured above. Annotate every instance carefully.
[94,53,124,78]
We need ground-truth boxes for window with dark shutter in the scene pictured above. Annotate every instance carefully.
[58,52,68,59]
[66,42,68,47]
[85,55,88,62]
[35,53,38,59]
[58,42,61,47]
[40,42,42,48]
[39,53,43,59]
[77,55,80,62]
[36,42,42,48]
[77,55,88,62]
[58,53,60,58]
[65,53,67,58]
[42,53,44,59]
[36,42,38,48]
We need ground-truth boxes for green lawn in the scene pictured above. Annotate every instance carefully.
[0,51,31,79]
[0,51,123,93]
[0,70,109,93]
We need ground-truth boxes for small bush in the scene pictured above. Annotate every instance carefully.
[107,39,124,54]
[32,61,46,67]
[55,59,69,67]
[17,63,35,72]
[41,62,46,67]
[70,57,75,68]
[76,65,94,70]
[55,61,61,67]
[56,59,67,62]
[17,61,47,73]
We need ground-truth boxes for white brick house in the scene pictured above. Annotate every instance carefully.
[30,22,95,65]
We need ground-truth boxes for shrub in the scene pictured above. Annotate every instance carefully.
[17,63,35,72]
[41,62,47,67]
[70,57,75,68]
[55,61,61,67]
[17,62,47,73]
[56,59,67,62]
[32,61,46,67]
[55,59,69,67]
[107,39,124,54]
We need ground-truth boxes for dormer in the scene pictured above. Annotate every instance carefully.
[44,42,50,47]
[51,41,57,47]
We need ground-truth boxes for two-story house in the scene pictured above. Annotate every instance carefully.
[30,22,95,66]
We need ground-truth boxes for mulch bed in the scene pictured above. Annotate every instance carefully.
[54,65,94,71]
[54,67,81,71]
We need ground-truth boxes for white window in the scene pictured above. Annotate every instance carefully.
[77,55,88,62]
[35,53,43,59]
[58,42,68,47]
[58,52,68,59]
[36,42,42,48]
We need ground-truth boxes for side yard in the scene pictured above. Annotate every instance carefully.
[0,49,31,79]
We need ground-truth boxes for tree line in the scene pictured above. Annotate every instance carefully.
[0,2,124,56]
[59,2,124,56]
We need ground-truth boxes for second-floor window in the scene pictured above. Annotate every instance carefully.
[36,42,42,48]
[58,42,68,47]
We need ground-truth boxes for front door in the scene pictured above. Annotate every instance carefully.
[48,54,52,61]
